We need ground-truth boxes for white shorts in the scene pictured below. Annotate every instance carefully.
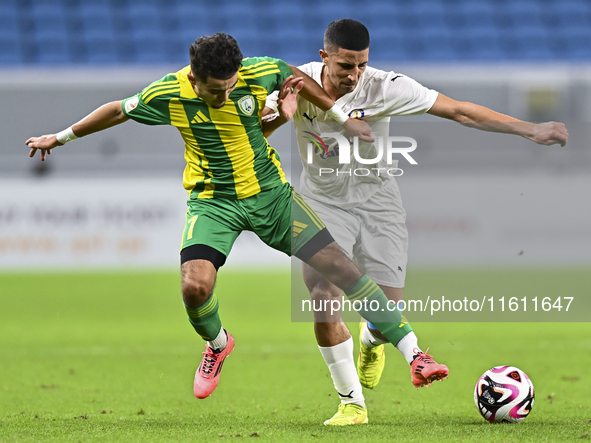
[305,180,408,288]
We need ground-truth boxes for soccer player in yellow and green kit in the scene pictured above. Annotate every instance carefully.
[26,34,413,417]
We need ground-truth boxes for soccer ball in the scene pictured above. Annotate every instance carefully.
[474,366,535,423]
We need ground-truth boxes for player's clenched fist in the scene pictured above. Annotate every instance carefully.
[528,121,569,147]
[344,118,374,143]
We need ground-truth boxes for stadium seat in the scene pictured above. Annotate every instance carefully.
[513,26,554,61]
[83,27,120,64]
[500,0,545,28]
[368,27,408,63]
[1,0,590,65]
[450,25,502,61]
[417,27,457,61]
[0,35,23,65]
[80,5,116,35]
[543,0,591,28]
[559,25,591,60]
[455,1,498,30]
[0,4,19,39]
[35,36,73,64]
[413,0,449,29]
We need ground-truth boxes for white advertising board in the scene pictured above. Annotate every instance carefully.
[1,174,589,270]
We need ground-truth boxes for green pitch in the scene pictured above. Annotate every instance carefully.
[0,268,589,442]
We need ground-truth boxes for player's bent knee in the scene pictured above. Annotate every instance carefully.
[181,277,214,308]
[308,282,342,302]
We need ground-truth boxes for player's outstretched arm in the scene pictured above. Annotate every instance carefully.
[427,94,568,147]
[26,100,130,161]
[289,65,374,142]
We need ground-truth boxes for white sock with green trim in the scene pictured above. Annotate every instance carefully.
[361,322,388,348]
[396,331,421,364]
[319,338,365,408]
[207,327,228,352]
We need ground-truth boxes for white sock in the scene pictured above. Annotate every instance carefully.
[318,338,365,408]
[207,327,227,351]
[361,322,388,348]
[396,331,422,364]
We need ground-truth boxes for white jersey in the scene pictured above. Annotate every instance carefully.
[267,62,438,208]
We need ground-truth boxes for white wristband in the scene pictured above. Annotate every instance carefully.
[56,127,79,144]
[326,104,349,124]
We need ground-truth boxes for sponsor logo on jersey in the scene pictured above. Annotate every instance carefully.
[303,112,317,124]
[348,109,365,119]
[292,220,308,237]
[192,110,210,124]
[238,95,255,115]
[125,96,139,114]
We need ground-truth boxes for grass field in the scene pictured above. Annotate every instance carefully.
[0,268,590,442]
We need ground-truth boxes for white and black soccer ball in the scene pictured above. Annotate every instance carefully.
[474,366,535,423]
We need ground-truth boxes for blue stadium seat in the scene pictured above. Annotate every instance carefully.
[448,24,498,61]
[514,26,554,61]
[413,0,449,29]
[121,3,167,63]
[0,35,23,65]
[558,25,591,60]
[80,4,116,34]
[173,3,210,35]
[34,32,73,64]
[543,0,591,28]
[499,0,545,28]
[126,3,162,35]
[174,2,224,37]
[0,0,588,65]
[454,1,498,30]
[416,27,457,61]
[0,3,19,36]
[368,27,408,63]
[29,1,75,64]
[83,28,119,64]
[130,30,167,64]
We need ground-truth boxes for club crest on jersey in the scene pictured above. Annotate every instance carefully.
[238,95,255,115]
[348,109,365,119]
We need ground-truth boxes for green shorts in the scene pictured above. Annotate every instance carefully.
[180,182,332,264]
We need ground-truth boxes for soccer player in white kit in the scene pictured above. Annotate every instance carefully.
[264,19,568,426]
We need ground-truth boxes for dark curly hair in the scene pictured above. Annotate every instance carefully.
[190,33,243,82]
[324,19,370,53]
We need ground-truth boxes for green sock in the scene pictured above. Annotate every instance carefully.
[344,275,413,346]
[184,293,222,341]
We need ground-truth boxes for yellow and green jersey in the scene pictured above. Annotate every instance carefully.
[121,57,292,200]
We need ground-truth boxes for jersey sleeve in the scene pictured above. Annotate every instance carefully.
[241,56,293,95]
[265,90,279,113]
[121,76,177,126]
[381,73,439,116]
[265,62,315,113]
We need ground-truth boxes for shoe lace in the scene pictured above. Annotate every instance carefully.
[415,347,435,364]
[200,347,220,375]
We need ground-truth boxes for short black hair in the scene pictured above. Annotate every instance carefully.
[324,19,370,53]
[190,33,243,82]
